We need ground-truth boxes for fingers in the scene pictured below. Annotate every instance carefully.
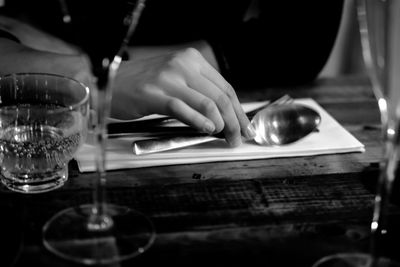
[185,74,242,146]
[118,47,255,147]
[198,57,256,140]
[173,48,255,145]
[160,73,241,146]
[160,77,224,132]
[142,89,216,134]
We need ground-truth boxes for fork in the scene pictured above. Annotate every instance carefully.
[132,95,293,155]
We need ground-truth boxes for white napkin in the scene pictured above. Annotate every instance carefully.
[76,98,365,172]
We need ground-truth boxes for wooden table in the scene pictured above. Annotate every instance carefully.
[1,74,399,267]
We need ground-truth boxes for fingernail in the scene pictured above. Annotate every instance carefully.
[204,121,215,134]
[246,123,257,139]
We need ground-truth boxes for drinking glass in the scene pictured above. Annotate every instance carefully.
[313,0,400,266]
[0,73,89,193]
[42,0,155,264]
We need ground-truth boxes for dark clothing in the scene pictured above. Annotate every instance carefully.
[133,1,344,88]
[0,0,344,88]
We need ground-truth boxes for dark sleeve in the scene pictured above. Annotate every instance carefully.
[217,1,344,88]
[0,28,20,43]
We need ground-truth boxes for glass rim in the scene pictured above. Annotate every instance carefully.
[0,72,90,114]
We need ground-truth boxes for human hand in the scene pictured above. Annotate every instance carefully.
[111,47,256,146]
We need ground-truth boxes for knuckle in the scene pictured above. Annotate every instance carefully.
[223,83,236,98]
[168,55,184,69]
[165,98,183,116]
[141,83,156,94]
[216,94,232,111]
[168,50,189,66]
[200,98,218,115]
[156,70,171,83]
[169,48,202,71]
[157,70,182,85]
[182,47,201,58]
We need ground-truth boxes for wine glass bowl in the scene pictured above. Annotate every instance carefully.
[313,0,400,266]
[0,73,89,193]
[356,0,400,256]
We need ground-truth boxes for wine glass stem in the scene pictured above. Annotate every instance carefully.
[87,59,121,232]
[370,131,398,258]
[88,92,112,231]
[85,0,146,232]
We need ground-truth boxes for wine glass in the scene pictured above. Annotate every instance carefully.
[313,0,400,266]
[42,0,155,264]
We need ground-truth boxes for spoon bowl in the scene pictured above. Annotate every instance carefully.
[251,103,321,146]
[132,100,322,155]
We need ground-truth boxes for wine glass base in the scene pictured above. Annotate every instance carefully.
[312,253,400,267]
[42,203,156,265]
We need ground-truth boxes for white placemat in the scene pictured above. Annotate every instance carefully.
[76,98,365,172]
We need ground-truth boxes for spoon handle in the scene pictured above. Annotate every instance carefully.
[132,95,292,155]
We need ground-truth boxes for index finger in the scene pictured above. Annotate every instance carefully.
[197,57,255,139]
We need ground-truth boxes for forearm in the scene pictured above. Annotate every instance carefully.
[0,14,90,80]
[0,15,79,55]
[0,38,88,78]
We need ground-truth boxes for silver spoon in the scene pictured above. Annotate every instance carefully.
[132,101,321,155]
[251,103,321,146]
